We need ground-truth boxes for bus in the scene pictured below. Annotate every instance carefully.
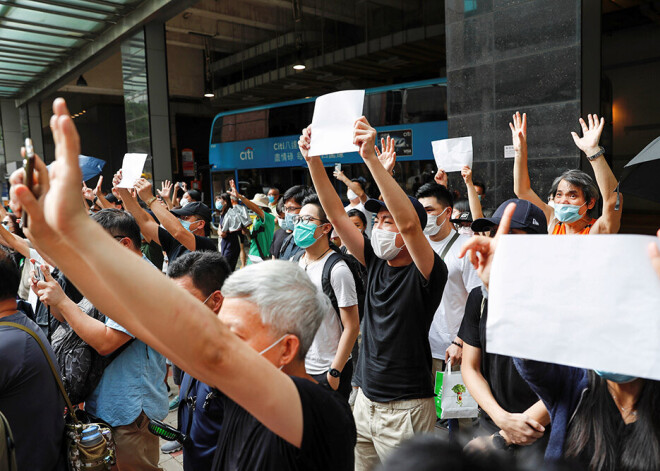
[209,77,447,199]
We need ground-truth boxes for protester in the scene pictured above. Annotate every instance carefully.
[215,192,242,270]
[460,165,485,220]
[333,168,373,236]
[0,248,66,471]
[10,97,357,470]
[459,200,550,461]
[299,119,448,469]
[459,203,660,469]
[293,194,360,400]
[267,186,280,214]
[512,112,622,234]
[33,209,168,470]
[272,184,315,260]
[167,251,230,469]
[227,180,275,262]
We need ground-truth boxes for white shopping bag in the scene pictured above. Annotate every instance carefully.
[440,361,479,419]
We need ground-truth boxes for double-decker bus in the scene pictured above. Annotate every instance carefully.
[209,77,447,197]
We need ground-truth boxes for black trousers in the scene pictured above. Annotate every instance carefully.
[311,360,353,401]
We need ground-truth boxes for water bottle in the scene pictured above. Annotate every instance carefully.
[80,424,103,447]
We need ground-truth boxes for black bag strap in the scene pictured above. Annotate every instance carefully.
[0,321,78,421]
[252,222,268,260]
[321,253,343,322]
[439,232,461,261]
[279,233,293,258]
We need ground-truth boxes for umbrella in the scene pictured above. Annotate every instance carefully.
[48,155,106,182]
[618,136,660,204]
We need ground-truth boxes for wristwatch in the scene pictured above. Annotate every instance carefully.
[328,368,341,378]
[492,431,509,450]
[587,146,605,161]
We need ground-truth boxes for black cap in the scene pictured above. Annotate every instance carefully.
[450,211,472,224]
[171,202,211,222]
[364,196,427,230]
[471,199,547,234]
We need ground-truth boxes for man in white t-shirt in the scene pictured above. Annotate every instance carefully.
[292,195,359,400]
[416,183,481,375]
[333,171,373,237]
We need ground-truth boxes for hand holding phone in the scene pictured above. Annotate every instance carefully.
[22,138,35,227]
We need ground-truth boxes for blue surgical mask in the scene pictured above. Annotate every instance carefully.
[477,194,482,201]
[554,202,586,223]
[281,212,296,231]
[180,219,198,232]
[215,201,223,211]
[293,221,324,249]
[268,195,275,204]
[594,370,637,384]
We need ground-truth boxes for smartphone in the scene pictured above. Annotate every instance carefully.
[335,163,341,173]
[22,138,35,227]
[32,260,45,282]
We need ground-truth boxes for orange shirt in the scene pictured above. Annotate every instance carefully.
[551,220,595,235]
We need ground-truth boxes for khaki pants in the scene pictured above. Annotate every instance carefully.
[353,388,435,471]
[112,411,162,471]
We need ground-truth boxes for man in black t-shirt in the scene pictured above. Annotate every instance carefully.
[458,199,550,455]
[0,249,66,471]
[117,177,216,263]
[299,120,448,470]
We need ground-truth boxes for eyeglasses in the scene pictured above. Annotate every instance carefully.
[292,215,328,225]
[284,205,302,213]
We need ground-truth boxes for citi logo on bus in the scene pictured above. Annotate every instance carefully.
[240,147,254,160]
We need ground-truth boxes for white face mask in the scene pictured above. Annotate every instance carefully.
[180,197,190,207]
[457,226,474,237]
[259,334,288,370]
[423,208,449,236]
[370,228,404,260]
[347,189,358,201]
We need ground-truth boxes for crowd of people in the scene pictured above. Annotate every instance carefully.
[0,97,659,471]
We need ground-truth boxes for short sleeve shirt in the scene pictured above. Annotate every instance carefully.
[211,376,356,470]
[427,230,481,357]
[248,212,276,262]
[299,252,358,375]
[158,226,217,263]
[354,240,448,402]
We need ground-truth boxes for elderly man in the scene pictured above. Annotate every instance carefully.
[10,97,356,471]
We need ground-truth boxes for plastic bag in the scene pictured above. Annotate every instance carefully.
[440,360,478,419]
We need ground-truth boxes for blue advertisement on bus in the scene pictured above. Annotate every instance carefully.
[209,120,447,171]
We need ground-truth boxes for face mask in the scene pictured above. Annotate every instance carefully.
[347,189,358,201]
[457,225,474,237]
[281,212,296,231]
[215,201,223,211]
[423,208,449,236]
[180,219,198,232]
[259,334,288,370]
[594,370,637,384]
[293,221,325,249]
[477,194,482,201]
[548,200,555,209]
[371,228,404,260]
[180,197,190,207]
[268,195,275,204]
[554,202,586,223]
[277,217,285,227]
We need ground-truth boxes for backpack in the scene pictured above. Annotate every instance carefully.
[279,233,304,261]
[51,299,133,405]
[0,411,16,471]
[293,245,366,322]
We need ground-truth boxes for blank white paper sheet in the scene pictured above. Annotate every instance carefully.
[308,90,365,157]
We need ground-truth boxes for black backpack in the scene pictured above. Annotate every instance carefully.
[293,245,366,322]
[51,298,133,405]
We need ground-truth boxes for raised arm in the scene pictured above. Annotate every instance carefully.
[298,126,365,265]
[114,174,160,245]
[0,222,30,258]
[157,179,174,210]
[228,179,264,221]
[134,178,196,251]
[333,169,367,204]
[11,98,305,448]
[354,117,435,279]
[461,165,484,220]
[91,176,112,210]
[511,112,553,224]
[571,114,622,234]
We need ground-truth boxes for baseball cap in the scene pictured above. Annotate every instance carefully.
[171,201,211,222]
[471,199,546,234]
[450,211,472,224]
[364,196,427,230]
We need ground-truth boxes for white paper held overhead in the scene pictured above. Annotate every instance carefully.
[308,90,365,157]
[117,153,148,188]
[431,136,473,172]
[487,235,660,381]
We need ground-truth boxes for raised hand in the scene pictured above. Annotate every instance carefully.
[228,179,239,198]
[158,179,172,199]
[82,182,94,201]
[375,136,396,174]
[134,178,154,202]
[461,165,473,185]
[180,182,187,192]
[33,263,66,308]
[509,111,527,153]
[434,168,448,187]
[571,114,604,156]
[298,126,312,160]
[458,202,517,289]
[93,175,103,197]
[353,117,378,162]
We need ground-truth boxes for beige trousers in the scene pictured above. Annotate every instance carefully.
[353,388,435,471]
[112,411,162,471]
